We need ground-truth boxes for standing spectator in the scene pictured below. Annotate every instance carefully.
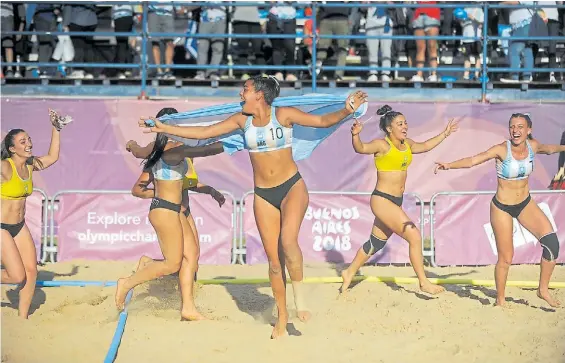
[411,1,441,82]
[541,1,560,83]
[316,4,351,80]
[32,4,60,77]
[500,1,536,83]
[1,2,25,78]
[63,4,98,79]
[111,4,134,79]
[364,3,393,82]
[194,5,227,81]
[456,7,484,81]
[148,3,176,79]
[231,5,264,80]
[390,4,416,80]
[267,3,298,82]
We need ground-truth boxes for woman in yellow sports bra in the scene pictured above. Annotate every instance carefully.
[1,109,71,319]
[340,105,458,296]
[115,107,224,316]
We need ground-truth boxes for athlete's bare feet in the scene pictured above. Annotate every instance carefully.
[271,317,289,340]
[340,269,354,293]
[180,309,207,321]
[115,278,129,310]
[494,297,507,307]
[419,281,445,295]
[297,310,311,322]
[537,289,561,308]
[134,256,153,272]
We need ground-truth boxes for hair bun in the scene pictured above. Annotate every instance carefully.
[377,105,392,116]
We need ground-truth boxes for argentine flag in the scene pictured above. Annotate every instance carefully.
[157,94,369,161]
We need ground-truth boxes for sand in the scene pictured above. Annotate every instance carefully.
[2,261,565,363]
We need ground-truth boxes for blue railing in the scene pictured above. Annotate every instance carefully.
[1,1,564,101]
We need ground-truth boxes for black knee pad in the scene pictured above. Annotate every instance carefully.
[362,235,387,256]
[540,232,560,261]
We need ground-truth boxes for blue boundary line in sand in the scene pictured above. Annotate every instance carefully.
[2,280,132,363]
[104,289,134,363]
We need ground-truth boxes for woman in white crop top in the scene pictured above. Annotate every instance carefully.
[435,113,565,308]
[114,107,224,315]
[140,76,368,339]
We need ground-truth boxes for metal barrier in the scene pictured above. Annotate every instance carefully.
[238,190,425,265]
[428,190,565,267]
[1,2,564,101]
[47,189,238,264]
[29,188,50,263]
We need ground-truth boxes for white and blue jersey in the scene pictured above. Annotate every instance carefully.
[151,158,188,181]
[244,106,293,153]
[496,140,535,180]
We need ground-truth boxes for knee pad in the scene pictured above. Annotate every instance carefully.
[362,235,387,256]
[540,232,560,261]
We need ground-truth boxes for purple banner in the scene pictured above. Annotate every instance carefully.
[2,99,562,202]
[56,193,233,263]
[243,193,422,265]
[28,191,44,262]
[433,192,565,266]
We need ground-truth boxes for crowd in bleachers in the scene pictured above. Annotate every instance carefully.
[1,2,564,83]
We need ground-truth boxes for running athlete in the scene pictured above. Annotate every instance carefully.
[1,109,71,318]
[115,108,224,317]
[139,76,368,339]
[129,146,225,320]
[435,113,564,307]
[340,105,458,295]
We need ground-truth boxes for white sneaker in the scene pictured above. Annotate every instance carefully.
[193,73,205,80]
[500,78,519,83]
[241,73,250,81]
[522,76,532,83]
[69,70,84,79]
[210,74,220,81]
[427,74,438,82]
[549,73,556,83]
[274,72,284,81]
[367,74,379,82]
[411,74,424,82]
[285,74,298,82]
[381,74,391,82]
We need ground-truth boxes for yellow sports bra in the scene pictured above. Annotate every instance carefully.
[1,158,34,200]
[374,137,413,172]
[182,158,199,190]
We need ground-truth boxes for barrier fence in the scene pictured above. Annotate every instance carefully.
[2,2,564,101]
[239,191,425,265]
[31,189,564,266]
[429,190,565,267]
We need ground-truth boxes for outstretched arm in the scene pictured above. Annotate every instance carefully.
[161,142,225,165]
[281,90,368,128]
[435,144,504,173]
[127,141,155,159]
[406,118,459,154]
[350,119,388,155]
[131,170,154,199]
[189,182,226,207]
[531,139,565,155]
[33,126,60,171]
[139,113,243,140]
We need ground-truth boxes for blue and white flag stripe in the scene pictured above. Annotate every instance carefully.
[157,94,368,161]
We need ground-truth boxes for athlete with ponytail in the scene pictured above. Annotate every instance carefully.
[435,113,565,307]
[115,107,224,320]
[340,105,458,296]
[1,109,71,318]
